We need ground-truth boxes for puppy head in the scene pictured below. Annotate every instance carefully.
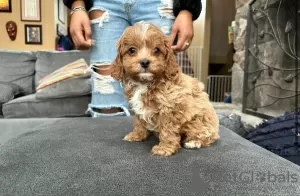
[111,22,179,83]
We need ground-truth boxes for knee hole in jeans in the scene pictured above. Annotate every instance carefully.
[158,0,175,20]
[89,9,109,27]
[91,63,112,75]
[89,9,105,19]
[90,63,124,114]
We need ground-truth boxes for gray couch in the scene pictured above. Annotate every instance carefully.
[0,117,300,195]
[1,50,300,195]
[0,50,91,118]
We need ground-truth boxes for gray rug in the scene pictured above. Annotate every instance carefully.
[0,117,299,196]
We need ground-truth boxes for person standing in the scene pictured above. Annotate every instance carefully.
[63,0,202,117]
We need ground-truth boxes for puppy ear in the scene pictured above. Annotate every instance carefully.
[164,38,180,80]
[111,40,124,80]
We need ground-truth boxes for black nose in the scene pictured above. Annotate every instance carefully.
[140,59,150,68]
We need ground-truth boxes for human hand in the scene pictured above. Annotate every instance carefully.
[169,10,194,52]
[69,8,94,49]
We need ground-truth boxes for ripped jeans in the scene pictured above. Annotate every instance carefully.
[87,0,175,117]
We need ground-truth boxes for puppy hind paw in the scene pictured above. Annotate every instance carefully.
[184,140,202,149]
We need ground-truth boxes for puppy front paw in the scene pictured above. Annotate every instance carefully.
[151,145,178,157]
[123,131,148,142]
[184,140,202,149]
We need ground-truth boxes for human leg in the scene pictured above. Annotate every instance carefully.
[87,1,131,117]
[130,0,175,37]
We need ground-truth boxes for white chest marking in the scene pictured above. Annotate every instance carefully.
[129,84,156,131]
[129,84,148,115]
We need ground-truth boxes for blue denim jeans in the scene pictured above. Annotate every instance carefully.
[87,0,175,117]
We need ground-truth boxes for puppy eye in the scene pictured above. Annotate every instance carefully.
[154,47,160,54]
[128,47,136,55]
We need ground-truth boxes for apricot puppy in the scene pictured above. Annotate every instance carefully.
[112,22,220,156]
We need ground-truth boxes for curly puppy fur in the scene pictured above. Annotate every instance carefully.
[111,22,220,156]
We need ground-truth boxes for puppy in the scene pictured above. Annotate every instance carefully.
[112,22,220,156]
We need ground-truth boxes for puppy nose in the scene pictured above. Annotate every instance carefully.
[140,59,150,68]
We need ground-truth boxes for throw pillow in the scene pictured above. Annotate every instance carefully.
[35,50,90,89]
[35,76,91,100]
[36,58,90,91]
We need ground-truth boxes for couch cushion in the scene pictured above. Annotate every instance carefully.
[35,76,91,100]
[0,82,20,115]
[35,50,90,89]
[0,118,61,145]
[0,82,20,103]
[0,117,299,195]
[2,94,91,118]
[0,50,36,95]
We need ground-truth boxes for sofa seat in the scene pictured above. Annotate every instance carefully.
[2,94,91,118]
[0,117,299,195]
